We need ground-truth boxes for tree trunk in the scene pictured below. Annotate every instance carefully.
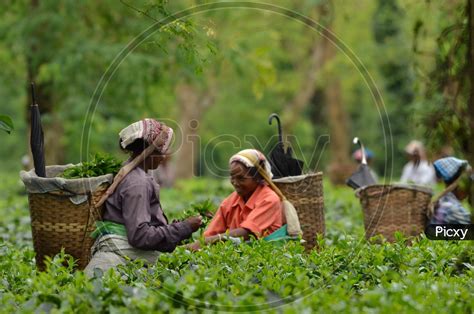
[175,83,201,180]
[318,15,353,184]
[282,40,325,134]
[327,80,349,163]
[282,3,332,135]
[326,78,354,185]
[173,82,215,181]
[282,2,352,182]
[467,0,474,206]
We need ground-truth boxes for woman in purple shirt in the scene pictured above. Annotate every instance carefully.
[85,119,201,277]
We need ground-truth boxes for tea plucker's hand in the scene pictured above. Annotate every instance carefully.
[185,228,252,251]
[184,215,202,232]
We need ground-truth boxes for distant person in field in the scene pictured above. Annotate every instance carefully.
[85,119,202,277]
[400,140,436,186]
[352,147,378,182]
[187,149,284,250]
[429,157,472,224]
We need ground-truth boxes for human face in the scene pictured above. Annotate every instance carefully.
[144,151,165,171]
[230,162,259,201]
[454,187,468,201]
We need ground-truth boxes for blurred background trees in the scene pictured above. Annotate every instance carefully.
[0,0,472,188]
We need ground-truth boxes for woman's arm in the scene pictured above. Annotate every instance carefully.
[202,202,230,237]
[121,183,196,251]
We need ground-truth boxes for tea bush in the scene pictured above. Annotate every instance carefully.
[0,172,472,313]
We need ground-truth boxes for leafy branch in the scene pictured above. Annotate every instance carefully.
[0,115,13,134]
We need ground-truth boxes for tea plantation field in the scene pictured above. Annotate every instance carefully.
[0,172,472,313]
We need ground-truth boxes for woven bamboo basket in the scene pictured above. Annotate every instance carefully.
[356,184,432,242]
[28,187,108,270]
[21,166,112,270]
[273,172,325,250]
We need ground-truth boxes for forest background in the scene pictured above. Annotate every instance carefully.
[1,0,473,193]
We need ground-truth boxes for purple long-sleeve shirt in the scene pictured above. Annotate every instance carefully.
[103,166,192,252]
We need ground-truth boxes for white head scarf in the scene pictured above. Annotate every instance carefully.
[229,149,273,180]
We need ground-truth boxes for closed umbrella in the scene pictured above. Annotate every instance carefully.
[346,137,376,189]
[268,113,304,178]
[30,82,46,177]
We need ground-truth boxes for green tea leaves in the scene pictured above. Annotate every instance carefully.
[61,153,123,178]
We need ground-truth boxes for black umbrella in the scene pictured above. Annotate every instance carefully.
[268,113,304,178]
[346,137,376,189]
[30,82,46,177]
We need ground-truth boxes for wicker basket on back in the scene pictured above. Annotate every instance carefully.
[20,165,112,270]
[356,184,433,242]
[273,172,325,250]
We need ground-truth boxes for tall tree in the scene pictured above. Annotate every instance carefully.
[372,0,415,173]
[467,0,474,204]
[0,0,211,170]
[276,0,352,182]
[315,1,352,184]
[413,0,473,202]
[174,79,216,180]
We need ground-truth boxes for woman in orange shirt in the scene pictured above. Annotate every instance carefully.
[187,149,283,250]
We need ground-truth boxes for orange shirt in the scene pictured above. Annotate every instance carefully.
[203,184,282,238]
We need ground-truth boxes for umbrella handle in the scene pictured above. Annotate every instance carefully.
[31,82,37,105]
[353,137,368,165]
[268,113,283,145]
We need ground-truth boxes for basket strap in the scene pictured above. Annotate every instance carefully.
[82,191,95,255]
[95,134,168,208]
[255,163,285,200]
[427,174,464,219]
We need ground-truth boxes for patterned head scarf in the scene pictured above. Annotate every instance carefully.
[229,149,273,180]
[433,157,470,184]
[119,118,173,154]
[352,148,374,162]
